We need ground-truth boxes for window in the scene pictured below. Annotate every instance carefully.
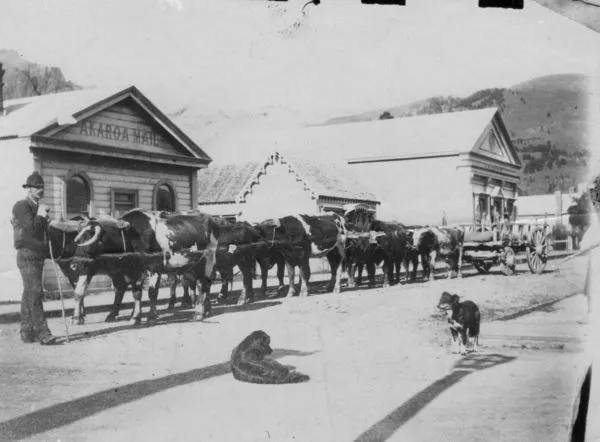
[506,199,515,221]
[111,189,138,218]
[476,194,489,225]
[492,198,503,224]
[66,174,91,219]
[154,182,176,212]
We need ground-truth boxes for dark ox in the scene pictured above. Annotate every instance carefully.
[166,218,286,308]
[407,226,464,281]
[255,213,347,297]
[169,217,285,306]
[437,291,480,355]
[73,209,219,324]
[186,217,266,306]
[367,220,410,287]
[344,233,379,288]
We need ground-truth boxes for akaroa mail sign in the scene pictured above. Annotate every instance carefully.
[77,120,162,147]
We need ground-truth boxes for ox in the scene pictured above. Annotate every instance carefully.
[407,226,464,281]
[255,213,347,297]
[345,233,379,288]
[196,217,265,306]
[368,220,410,287]
[44,218,95,322]
[73,209,219,323]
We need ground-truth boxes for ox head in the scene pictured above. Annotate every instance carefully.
[437,291,459,312]
[74,218,131,252]
[255,218,284,243]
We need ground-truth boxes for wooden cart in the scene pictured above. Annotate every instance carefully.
[461,222,551,276]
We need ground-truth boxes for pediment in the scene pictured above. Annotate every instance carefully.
[474,126,519,167]
[49,97,192,158]
[32,87,210,163]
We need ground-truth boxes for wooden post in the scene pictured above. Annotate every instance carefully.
[191,169,199,211]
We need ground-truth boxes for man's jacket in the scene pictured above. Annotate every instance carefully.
[11,198,47,258]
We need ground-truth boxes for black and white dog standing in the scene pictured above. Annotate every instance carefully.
[437,291,480,355]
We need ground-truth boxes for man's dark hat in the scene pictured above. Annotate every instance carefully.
[23,171,45,189]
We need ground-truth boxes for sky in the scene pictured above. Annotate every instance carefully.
[1,0,599,154]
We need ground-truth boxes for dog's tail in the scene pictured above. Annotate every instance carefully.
[282,371,310,384]
[231,364,310,385]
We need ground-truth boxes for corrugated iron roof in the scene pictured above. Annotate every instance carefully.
[0,87,118,139]
[283,151,378,202]
[197,152,379,204]
[197,162,262,204]
[208,107,502,164]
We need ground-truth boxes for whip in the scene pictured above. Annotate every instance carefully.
[47,236,70,343]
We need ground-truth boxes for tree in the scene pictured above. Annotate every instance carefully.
[379,111,394,120]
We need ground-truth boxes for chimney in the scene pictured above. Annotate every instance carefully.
[0,62,4,115]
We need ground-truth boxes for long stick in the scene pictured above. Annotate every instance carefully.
[48,237,70,343]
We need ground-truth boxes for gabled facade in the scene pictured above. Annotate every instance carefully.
[0,86,211,297]
[344,110,522,225]
[197,151,379,223]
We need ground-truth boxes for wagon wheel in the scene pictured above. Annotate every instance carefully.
[526,227,548,274]
[501,246,516,276]
[473,261,492,274]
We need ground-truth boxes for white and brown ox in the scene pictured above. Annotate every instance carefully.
[255,213,348,297]
[407,226,464,281]
[72,209,219,324]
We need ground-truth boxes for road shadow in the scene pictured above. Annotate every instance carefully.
[0,348,318,440]
[0,297,177,325]
[57,300,283,344]
[0,293,282,326]
[492,292,581,321]
[352,353,516,442]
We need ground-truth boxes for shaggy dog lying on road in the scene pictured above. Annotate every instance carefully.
[437,291,480,355]
[230,330,310,384]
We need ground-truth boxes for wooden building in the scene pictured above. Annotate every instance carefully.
[0,86,211,298]
[197,151,379,222]
[247,108,521,226]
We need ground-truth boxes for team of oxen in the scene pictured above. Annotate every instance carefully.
[44,209,464,326]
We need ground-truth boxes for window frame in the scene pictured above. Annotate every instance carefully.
[110,188,139,218]
[64,170,94,219]
[152,179,178,212]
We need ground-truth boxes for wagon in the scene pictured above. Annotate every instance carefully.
[460,222,551,276]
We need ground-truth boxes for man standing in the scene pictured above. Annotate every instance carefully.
[11,171,58,345]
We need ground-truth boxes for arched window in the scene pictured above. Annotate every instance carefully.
[66,174,91,218]
[154,181,177,212]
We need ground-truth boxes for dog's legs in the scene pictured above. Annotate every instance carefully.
[459,328,468,355]
[450,328,459,353]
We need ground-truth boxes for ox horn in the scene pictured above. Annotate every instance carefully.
[75,225,102,247]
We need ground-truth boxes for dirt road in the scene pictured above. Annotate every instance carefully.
[0,256,590,441]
